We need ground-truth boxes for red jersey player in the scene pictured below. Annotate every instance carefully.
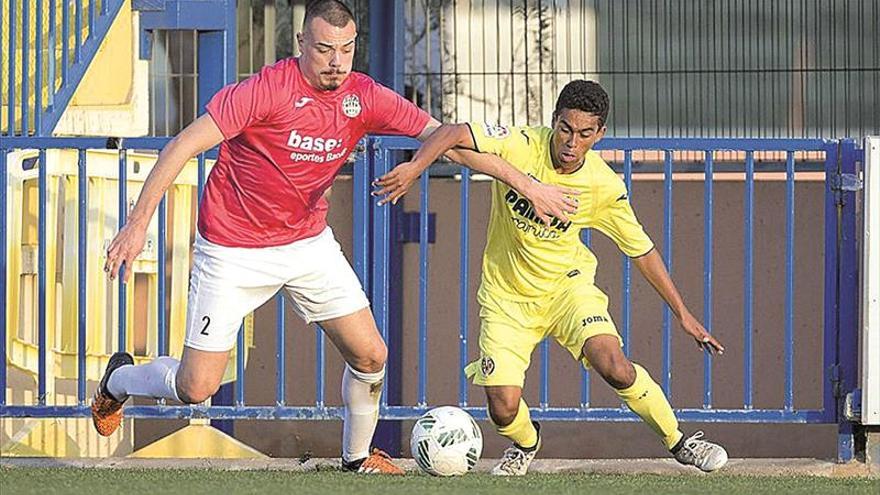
[94,0,577,473]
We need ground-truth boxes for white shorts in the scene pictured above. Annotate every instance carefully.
[184,227,370,352]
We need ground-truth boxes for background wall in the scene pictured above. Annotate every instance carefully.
[137,173,835,459]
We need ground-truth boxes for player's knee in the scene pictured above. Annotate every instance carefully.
[601,359,637,390]
[176,377,220,404]
[349,342,387,374]
[485,391,520,427]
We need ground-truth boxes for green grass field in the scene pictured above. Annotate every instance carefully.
[1,467,877,495]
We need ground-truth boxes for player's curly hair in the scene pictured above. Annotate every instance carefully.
[304,0,355,29]
[554,80,609,127]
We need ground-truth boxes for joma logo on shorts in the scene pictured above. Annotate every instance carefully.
[582,315,609,326]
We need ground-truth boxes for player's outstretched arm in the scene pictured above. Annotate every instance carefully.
[632,248,725,355]
[372,123,473,205]
[373,121,578,224]
[104,114,224,283]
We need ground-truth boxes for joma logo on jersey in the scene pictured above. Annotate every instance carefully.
[504,189,571,232]
[582,315,609,326]
[287,130,341,152]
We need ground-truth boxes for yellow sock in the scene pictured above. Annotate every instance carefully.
[493,399,538,449]
[616,363,683,450]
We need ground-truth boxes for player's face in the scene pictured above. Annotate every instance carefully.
[550,108,606,170]
[297,17,357,90]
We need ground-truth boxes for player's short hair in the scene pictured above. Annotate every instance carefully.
[304,0,355,29]
[554,80,609,127]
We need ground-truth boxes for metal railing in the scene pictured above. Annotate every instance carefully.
[0,137,861,445]
[2,0,126,136]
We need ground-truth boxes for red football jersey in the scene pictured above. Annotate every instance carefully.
[201,58,430,247]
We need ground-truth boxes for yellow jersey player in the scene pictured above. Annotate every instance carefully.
[375,80,728,475]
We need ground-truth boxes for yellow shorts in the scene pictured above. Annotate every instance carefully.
[465,279,622,387]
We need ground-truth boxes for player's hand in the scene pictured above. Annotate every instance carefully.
[679,312,725,355]
[521,180,581,225]
[372,161,424,206]
[104,219,148,284]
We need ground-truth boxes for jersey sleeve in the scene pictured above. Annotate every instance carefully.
[591,179,655,258]
[205,63,285,140]
[466,122,534,172]
[363,82,431,137]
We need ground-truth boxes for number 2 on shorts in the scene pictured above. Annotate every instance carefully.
[200,315,211,335]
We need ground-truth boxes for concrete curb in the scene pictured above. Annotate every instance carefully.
[1,457,877,478]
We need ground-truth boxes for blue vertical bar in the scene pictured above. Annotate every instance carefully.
[38,150,47,404]
[822,142,839,423]
[352,139,370,288]
[579,229,592,408]
[77,150,87,403]
[315,325,325,407]
[371,145,391,409]
[62,0,69,84]
[743,150,754,408]
[417,170,429,407]
[117,149,127,352]
[836,140,861,461]
[0,0,2,128]
[703,150,713,408]
[540,340,550,409]
[36,0,44,133]
[88,0,95,38]
[621,151,633,356]
[102,0,108,15]
[22,0,30,134]
[157,195,166,355]
[7,0,15,134]
[235,324,245,406]
[458,168,470,407]
[276,293,286,406]
[197,154,206,201]
[784,151,795,411]
[661,151,673,396]
[48,0,57,114]
[0,150,7,404]
[75,0,82,62]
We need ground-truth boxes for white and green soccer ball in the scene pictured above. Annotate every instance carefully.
[410,406,483,476]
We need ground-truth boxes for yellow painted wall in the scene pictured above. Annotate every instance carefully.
[2,150,253,457]
[1,1,148,135]
[70,1,135,106]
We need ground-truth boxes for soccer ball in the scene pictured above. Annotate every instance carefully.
[410,406,483,476]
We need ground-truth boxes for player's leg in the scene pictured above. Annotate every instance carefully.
[484,385,541,461]
[559,282,727,471]
[283,227,400,474]
[582,334,683,449]
[92,232,283,436]
[583,335,728,471]
[464,294,543,476]
[320,308,402,474]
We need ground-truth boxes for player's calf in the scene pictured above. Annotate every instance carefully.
[671,431,728,472]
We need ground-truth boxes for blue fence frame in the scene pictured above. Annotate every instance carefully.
[0,136,863,459]
[3,0,127,136]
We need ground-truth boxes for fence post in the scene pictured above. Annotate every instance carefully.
[837,139,863,462]
[368,0,406,456]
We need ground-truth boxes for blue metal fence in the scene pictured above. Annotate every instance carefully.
[0,136,863,459]
[3,0,127,136]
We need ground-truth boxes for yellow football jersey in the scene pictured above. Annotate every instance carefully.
[469,122,654,302]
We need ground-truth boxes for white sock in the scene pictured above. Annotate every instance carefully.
[107,356,182,403]
[341,364,384,463]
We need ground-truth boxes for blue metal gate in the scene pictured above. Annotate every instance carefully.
[0,135,863,460]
